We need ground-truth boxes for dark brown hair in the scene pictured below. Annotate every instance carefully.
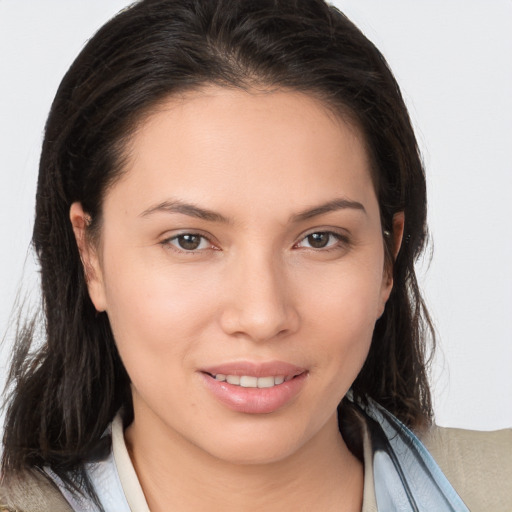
[2,0,434,498]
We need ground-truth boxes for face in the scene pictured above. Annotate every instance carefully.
[73,87,394,465]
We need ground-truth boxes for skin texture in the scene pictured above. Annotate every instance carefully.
[71,87,403,511]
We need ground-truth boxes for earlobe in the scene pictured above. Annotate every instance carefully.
[69,202,107,312]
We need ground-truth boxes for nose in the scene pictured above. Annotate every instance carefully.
[219,252,299,343]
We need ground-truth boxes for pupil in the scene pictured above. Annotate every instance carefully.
[179,234,201,250]
[308,233,329,248]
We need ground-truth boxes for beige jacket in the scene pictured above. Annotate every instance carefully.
[2,424,511,511]
[423,426,512,512]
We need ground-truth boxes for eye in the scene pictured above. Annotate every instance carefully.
[295,231,345,250]
[165,233,211,251]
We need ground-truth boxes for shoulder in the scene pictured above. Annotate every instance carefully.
[0,469,72,512]
[421,425,512,512]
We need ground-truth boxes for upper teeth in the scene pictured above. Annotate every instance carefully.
[215,374,286,388]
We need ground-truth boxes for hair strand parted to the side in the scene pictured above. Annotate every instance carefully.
[2,0,434,497]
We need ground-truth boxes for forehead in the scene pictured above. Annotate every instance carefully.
[107,86,377,221]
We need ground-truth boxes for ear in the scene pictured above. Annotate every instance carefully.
[390,211,405,261]
[69,202,107,312]
[378,211,405,316]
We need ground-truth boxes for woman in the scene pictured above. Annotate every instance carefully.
[1,0,510,510]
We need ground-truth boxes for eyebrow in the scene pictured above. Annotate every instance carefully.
[139,197,365,224]
[290,198,366,223]
[139,200,230,223]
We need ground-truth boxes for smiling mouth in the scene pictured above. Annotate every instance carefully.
[201,367,308,413]
[207,373,299,388]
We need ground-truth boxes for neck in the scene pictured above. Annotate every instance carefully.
[125,406,363,512]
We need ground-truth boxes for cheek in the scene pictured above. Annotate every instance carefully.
[100,253,221,373]
[313,295,375,375]
[301,257,386,329]
[299,258,385,374]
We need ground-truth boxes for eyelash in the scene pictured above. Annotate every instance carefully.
[160,230,350,254]
[293,230,349,252]
[160,233,216,254]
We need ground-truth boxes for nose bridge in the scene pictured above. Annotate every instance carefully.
[220,246,298,341]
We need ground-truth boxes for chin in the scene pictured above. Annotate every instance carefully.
[207,436,302,466]
[192,414,321,467]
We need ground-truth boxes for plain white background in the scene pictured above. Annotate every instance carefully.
[1,1,511,432]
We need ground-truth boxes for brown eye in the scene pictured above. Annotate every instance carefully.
[178,234,201,250]
[306,232,330,248]
[170,234,208,251]
[295,231,345,251]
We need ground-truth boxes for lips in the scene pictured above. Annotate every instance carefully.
[201,361,306,379]
[199,361,308,414]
